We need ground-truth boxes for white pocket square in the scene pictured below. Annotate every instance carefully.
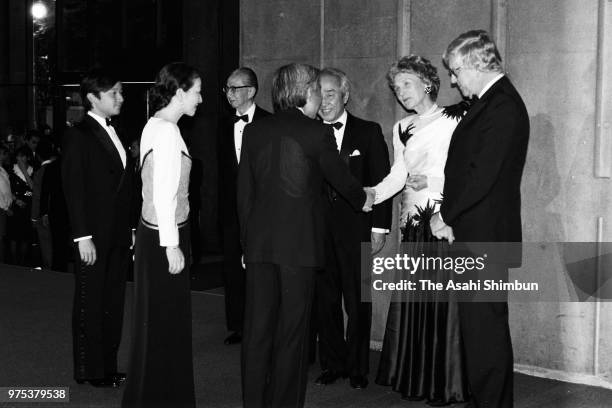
[349,150,361,157]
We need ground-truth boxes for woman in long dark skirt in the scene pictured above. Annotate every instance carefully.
[370,55,469,406]
[122,62,202,408]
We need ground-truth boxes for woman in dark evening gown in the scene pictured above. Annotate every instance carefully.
[122,62,202,408]
[371,55,469,405]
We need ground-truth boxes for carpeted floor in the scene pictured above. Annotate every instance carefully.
[1,264,612,407]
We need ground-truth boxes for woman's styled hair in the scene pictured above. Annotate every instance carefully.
[387,55,441,101]
[149,62,201,114]
[271,63,320,111]
[443,30,503,73]
[80,68,120,111]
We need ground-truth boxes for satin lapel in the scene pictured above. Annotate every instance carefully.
[448,78,506,155]
[84,116,124,171]
[228,117,239,170]
[339,113,354,164]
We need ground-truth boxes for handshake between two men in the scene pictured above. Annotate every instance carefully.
[361,187,455,244]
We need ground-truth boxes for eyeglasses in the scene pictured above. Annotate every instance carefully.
[222,85,252,94]
[448,66,464,77]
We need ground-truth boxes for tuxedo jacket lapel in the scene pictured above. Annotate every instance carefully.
[448,77,507,155]
[339,113,355,164]
[227,117,239,170]
[84,116,124,172]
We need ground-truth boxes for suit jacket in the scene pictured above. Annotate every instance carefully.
[218,105,270,228]
[62,115,136,249]
[441,76,529,264]
[326,113,392,242]
[237,108,366,268]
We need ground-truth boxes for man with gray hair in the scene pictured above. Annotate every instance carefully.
[314,67,391,389]
[430,30,529,407]
[237,62,375,408]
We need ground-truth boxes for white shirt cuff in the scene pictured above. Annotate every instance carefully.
[371,228,389,234]
[74,235,92,242]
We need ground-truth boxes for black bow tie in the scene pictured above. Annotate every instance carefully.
[234,114,249,123]
[327,122,343,130]
[105,117,112,127]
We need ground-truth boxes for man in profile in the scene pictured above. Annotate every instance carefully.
[237,63,375,408]
[431,30,529,407]
[62,69,136,388]
[219,67,269,345]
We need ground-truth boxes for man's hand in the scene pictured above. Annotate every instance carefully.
[78,238,97,265]
[406,174,427,191]
[371,232,386,255]
[166,246,185,274]
[363,187,376,212]
[42,214,49,228]
[430,212,454,244]
[434,225,455,244]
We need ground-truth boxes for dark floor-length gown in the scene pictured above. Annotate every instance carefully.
[373,112,469,405]
[122,117,195,408]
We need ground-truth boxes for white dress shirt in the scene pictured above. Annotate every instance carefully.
[88,111,127,168]
[234,103,256,163]
[323,109,348,151]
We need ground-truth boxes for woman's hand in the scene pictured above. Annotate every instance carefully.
[405,174,427,191]
[166,246,185,274]
[14,199,26,208]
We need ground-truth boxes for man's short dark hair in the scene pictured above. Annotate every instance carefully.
[271,63,320,111]
[229,67,259,96]
[80,68,120,111]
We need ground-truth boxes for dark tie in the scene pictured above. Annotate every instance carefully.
[234,115,249,123]
[328,122,343,130]
[105,117,112,127]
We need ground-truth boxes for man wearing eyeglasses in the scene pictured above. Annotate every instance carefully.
[218,67,270,346]
[430,30,529,408]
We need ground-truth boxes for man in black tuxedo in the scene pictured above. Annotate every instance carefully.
[430,30,529,408]
[62,69,135,388]
[219,67,270,345]
[237,63,375,408]
[314,68,391,389]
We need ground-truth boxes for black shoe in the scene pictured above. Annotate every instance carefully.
[224,331,242,345]
[315,370,347,385]
[76,377,121,388]
[349,375,368,389]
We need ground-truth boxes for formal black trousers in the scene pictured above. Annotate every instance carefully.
[222,222,245,332]
[458,300,514,408]
[242,263,315,408]
[72,244,130,380]
[315,229,371,376]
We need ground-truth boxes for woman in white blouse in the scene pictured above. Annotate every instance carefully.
[122,63,202,408]
[373,55,469,405]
